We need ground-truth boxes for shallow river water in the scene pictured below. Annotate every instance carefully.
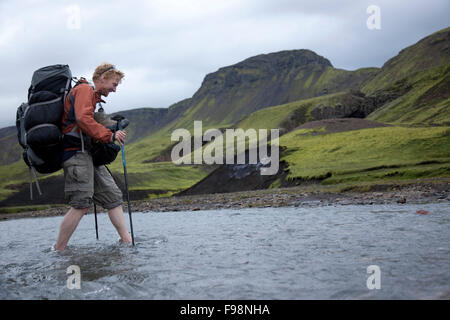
[0,202,449,299]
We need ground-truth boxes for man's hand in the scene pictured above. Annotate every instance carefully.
[112,130,126,145]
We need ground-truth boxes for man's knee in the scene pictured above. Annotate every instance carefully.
[78,207,90,215]
[68,206,90,216]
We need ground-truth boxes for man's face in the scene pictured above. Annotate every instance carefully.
[98,76,120,97]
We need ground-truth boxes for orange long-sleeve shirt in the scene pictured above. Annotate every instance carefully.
[62,79,113,151]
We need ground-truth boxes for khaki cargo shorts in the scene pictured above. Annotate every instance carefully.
[63,151,123,209]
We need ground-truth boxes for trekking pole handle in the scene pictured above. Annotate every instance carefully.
[110,115,129,131]
[117,119,129,131]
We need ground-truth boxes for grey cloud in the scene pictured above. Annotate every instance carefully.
[0,0,448,128]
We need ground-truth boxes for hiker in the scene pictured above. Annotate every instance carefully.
[54,63,132,251]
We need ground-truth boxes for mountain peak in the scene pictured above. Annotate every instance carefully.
[211,49,332,78]
[234,49,333,69]
[183,49,375,127]
[201,49,333,94]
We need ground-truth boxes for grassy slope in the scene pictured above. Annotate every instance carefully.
[172,92,353,163]
[235,91,347,131]
[279,126,450,185]
[0,161,32,201]
[112,162,213,196]
[231,81,450,187]
[367,63,450,125]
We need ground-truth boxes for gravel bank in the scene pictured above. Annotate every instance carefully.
[1,178,448,220]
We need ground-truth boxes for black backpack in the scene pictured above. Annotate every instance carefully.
[16,64,73,199]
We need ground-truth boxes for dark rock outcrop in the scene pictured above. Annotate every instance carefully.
[310,90,406,120]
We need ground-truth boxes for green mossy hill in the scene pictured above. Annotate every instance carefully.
[363,27,450,94]
[279,126,450,184]
[235,92,348,132]
[0,133,22,165]
[367,63,450,125]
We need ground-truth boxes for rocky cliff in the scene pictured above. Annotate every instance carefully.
[174,49,377,127]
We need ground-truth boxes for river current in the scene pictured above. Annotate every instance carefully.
[0,203,449,299]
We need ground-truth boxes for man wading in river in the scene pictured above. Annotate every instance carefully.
[54,63,132,251]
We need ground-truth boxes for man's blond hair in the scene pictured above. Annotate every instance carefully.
[92,63,125,82]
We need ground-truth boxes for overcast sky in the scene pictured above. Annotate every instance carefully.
[0,0,448,128]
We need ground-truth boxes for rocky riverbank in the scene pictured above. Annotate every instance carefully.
[0,178,448,221]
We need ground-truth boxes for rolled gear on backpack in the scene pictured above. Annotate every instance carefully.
[90,108,127,166]
[90,142,121,166]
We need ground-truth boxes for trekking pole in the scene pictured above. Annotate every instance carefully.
[94,203,99,240]
[121,143,135,246]
[118,120,135,246]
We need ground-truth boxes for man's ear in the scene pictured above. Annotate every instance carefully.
[98,74,106,83]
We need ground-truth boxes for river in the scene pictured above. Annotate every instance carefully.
[0,202,449,299]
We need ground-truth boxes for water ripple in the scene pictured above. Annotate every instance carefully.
[0,203,448,299]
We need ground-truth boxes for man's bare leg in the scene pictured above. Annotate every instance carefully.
[55,207,89,251]
[108,205,132,243]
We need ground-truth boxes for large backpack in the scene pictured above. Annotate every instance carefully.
[16,64,73,199]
